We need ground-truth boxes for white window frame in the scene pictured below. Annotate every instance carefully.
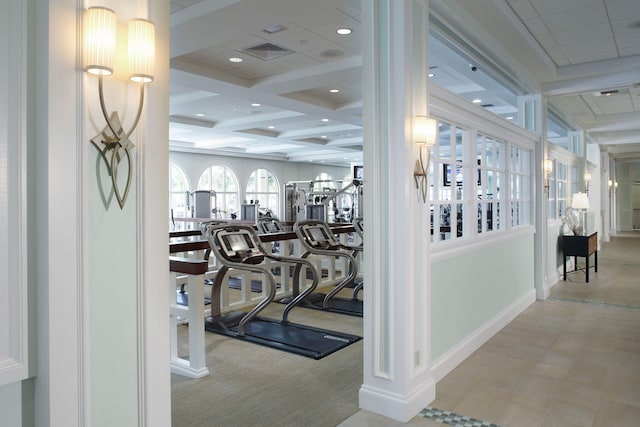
[245,168,280,218]
[197,164,240,219]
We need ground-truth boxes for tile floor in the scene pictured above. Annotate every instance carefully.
[340,234,640,427]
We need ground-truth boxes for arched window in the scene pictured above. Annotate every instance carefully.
[246,168,280,218]
[198,165,239,219]
[169,162,189,219]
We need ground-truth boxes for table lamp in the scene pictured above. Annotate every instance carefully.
[571,192,590,235]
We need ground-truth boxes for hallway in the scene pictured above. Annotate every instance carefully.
[343,233,640,427]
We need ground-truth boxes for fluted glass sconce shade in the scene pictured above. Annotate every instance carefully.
[543,159,553,175]
[83,7,117,76]
[128,19,155,83]
[413,116,437,146]
[83,7,156,210]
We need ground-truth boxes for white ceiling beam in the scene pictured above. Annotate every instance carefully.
[171,64,362,126]
[542,70,640,97]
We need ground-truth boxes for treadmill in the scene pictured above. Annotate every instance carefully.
[292,219,363,317]
[203,223,360,359]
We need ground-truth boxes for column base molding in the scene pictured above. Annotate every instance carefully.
[359,378,436,423]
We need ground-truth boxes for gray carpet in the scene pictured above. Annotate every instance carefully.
[171,289,363,427]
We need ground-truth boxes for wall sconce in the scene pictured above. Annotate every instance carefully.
[583,172,591,194]
[413,116,437,203]
[543,158,553,195]
[84,6,155,209]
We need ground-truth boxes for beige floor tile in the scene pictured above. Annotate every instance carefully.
[601,372,640,407]
[544,400,596,426]
[517,373,601,409]
[592,399,640,427]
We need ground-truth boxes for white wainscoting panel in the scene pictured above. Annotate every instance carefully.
[0,0,28,387]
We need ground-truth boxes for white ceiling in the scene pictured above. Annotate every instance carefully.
[169,0,640,164]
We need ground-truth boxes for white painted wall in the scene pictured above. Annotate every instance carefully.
[431,232,536,378]
[616,161,640,231]
[0,0,171,426]
[170,150,352,193]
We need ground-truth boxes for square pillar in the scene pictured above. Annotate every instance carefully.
[359,0,435,422]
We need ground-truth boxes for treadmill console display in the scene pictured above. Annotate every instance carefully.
[267,222,282,233]
[306,225,337,248]
[217,229,264,264]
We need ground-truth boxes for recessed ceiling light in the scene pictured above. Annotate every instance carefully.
[268,125,275,129]
[329,89,340,93]
[321,135,327,139]
[196,113,204,117]
[251,103,261,107]
[337,28,352,35]
[472,99,482,104]
[428,73,435,78]
[506,116,514,120]
[321,118,329,122]
[229,57,243,63]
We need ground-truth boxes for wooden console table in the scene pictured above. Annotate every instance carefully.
[562,232,598,283]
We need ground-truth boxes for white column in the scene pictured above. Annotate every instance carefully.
[518,94,550,299]
[359,0,435,422]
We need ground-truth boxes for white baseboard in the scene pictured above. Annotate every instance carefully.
[431,290,536,383]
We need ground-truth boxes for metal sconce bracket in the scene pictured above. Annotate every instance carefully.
[90,75,145,209]
[414,145,430,203]
[412,116,436,204]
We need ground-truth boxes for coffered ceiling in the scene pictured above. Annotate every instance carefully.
[169,0,640,164]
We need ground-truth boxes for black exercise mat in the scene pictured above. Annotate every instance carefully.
[205,315,361,359]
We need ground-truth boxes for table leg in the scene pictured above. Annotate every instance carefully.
[563,254,567,280]
[586,255,589,283]
[595,250,598,272]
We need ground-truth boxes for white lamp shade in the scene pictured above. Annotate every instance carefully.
[543,159,553,174]
[414,116,437,146]
[83,7,117,76]
[572,192,590,210]
[128,19,155,83]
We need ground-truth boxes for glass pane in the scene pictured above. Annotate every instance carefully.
[486,170,495,196]
[246,171,256,192]
[456,204,463,237]
[455,127,464,162]
[438,123,452,161]
[440,204,452,241]
[496,141,504,169]
[486,138,495,168]
[198,169,211,190]
[476,135,484,161]
[170,164,188,191]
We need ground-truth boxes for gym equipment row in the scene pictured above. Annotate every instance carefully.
[202,222,360,359]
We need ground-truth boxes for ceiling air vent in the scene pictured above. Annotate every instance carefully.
[481,103,494,108]
[238,42,294,60]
